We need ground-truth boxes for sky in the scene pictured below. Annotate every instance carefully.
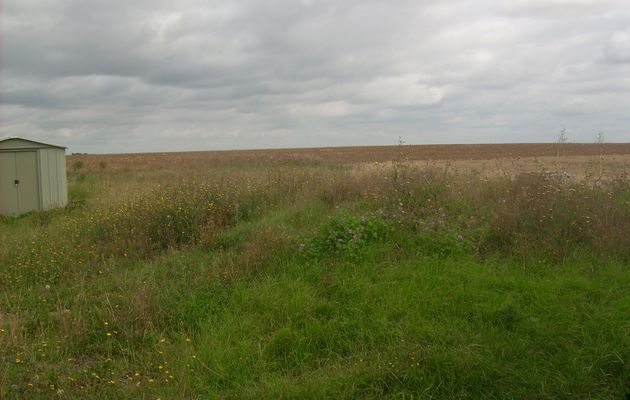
[1,0,630,154]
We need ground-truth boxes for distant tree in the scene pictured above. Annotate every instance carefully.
[596,132,605,144]
[556,128,568,165]
[596,132,605,178]
[557,128,568,144]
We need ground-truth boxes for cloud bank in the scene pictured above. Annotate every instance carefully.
[2,0,629,153]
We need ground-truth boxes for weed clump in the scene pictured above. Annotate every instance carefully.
[371,164,630,262]
[476,174,630,261]
[72,160,84,172]
[305,213,394,261]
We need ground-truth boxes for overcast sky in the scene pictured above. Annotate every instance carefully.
[2,0,630,153]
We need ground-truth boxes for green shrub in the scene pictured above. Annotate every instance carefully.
[305,213,394,261]
[68,185,90,206]
[75,173,87,182]
[72,160,84,172]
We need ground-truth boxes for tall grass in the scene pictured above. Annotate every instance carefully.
[1,158,630,398]
[3,162,630,289]
[372,162,630,262]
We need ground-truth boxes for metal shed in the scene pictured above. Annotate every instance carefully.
[0,137,68,216]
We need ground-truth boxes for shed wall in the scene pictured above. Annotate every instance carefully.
[37,148,68,210]
[57,149,68,207]
[41,148,53,209]
[39,148,51,209]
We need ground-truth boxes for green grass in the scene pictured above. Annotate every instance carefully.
[184,254,630,399]
[1,163,630,398]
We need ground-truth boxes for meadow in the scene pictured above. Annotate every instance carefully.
[1,143,630,399]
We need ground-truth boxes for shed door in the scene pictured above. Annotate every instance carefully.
[15,152,40,214]
[0,153,18,215]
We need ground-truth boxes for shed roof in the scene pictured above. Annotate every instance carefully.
[0,137,67,150]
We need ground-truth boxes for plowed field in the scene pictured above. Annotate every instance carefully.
[68,142,630,174]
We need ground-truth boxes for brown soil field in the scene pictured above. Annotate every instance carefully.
[67,143,630,175]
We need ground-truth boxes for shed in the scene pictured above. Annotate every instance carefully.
[0,137,68,216]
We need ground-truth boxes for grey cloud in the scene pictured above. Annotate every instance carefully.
[605,30,630,63]
[2,0,630,153]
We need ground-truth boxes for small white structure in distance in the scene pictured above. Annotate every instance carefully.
[0,137,68,216]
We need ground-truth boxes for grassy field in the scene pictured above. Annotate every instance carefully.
[2,143,630,399]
